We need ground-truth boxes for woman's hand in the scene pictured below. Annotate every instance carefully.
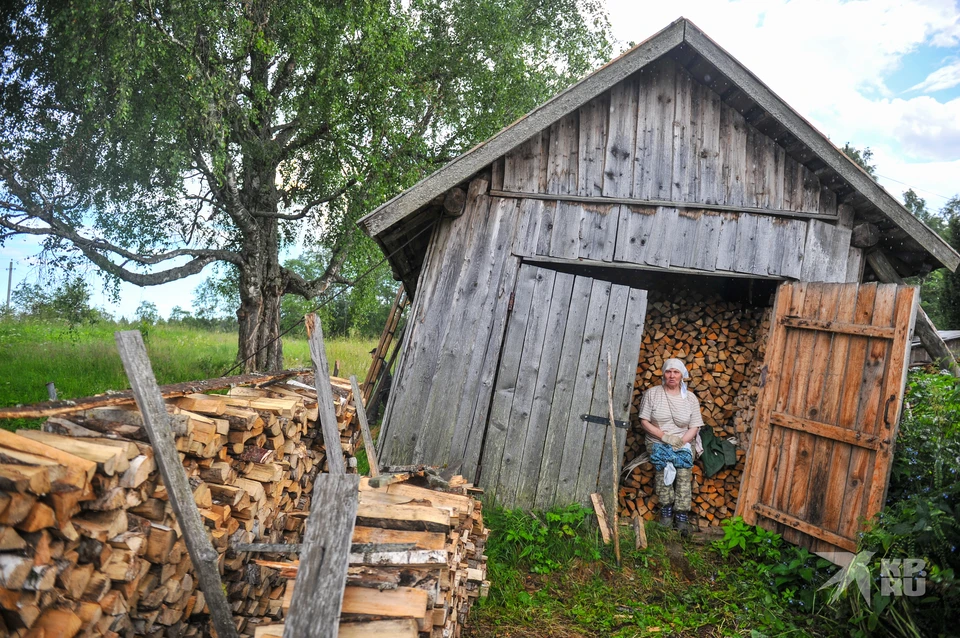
[681,428,698,445]
[661,433,684,449]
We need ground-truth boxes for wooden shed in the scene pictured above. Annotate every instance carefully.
[358,18,960,554]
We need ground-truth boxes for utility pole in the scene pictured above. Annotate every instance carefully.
[5,261,11,310]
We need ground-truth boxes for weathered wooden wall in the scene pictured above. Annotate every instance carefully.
[379,56,864,500]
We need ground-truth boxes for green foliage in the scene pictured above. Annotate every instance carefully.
[841,143,878,179]
[11,276,109,327]
[939,199,960,329]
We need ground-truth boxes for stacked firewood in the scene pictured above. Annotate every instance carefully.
[250,471,489,638]
[619,292,771,528]
[0,376,359,637]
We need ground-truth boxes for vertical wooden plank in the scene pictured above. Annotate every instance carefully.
[578,94,609,197]
[513,198,544,258]
[646,207,679,268]
[546,113,580,195]
[719,104,747,206]
[614,206,658,265]
[846,247,864,283]
[491,158,504,192]
[752,215,777,276]
[534,276,593,509]
[535,200,557,256]
[515,273,577,509]
[597,287,647,509]
[864,287,917,520]
[825,226,853,283]
[800,219,831,282]
[634,60,676,201]
[350,376,379,477]
[575,284,629,505]
[819,184,838,216]
[808,285,859,531]
[496,269,558,508]
[503,133,542,193]
[800,165,821,213]
[306,314,346,477]
[782,156,800,212]
[580,203,619,262]
[771,144,786,209]
[714,213,739,272]
[478,264,539,501]
[690,211,722,271]
[744,126,764,208]
[736,284,794,525]
[114,332,239,638]
[603,79,639,198]
[766,219,787,277]
[733,213,759,275]
[669,209,702,269]
[549,200,583,260]
[779,219,807,279]
[554,279,612,505]
[671,68,695,203]
[284,474,360,638]
[697,86,722,205]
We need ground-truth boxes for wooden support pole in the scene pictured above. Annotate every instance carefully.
[606,352,621,567]
[114,331,239,638]
[865,250,960,377]
[350,375,380,477]
[283,474,360,638]
[305,314,346,476]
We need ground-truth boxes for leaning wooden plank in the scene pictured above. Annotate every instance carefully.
[0,430,94,489]
[114,330,239,638]
[16,430,128,476]
[305,313,346,476]
[350,375,379,477]
[284,473,360,638]
[0,369,305,418]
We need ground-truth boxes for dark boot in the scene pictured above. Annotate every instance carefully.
[659,505,674,528]
[675,511,692,537]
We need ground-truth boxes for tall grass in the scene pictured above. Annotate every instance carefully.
[0,317,378,411]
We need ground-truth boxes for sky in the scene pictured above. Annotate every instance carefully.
[3,0,960,319]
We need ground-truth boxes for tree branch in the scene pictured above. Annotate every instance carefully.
[250,179,356,220]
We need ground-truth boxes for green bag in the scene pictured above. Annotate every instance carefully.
[699,425,738,478]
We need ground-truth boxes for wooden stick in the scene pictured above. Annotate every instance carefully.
[350,375,380,477]
[305,314,346,476]
[114,331,239,638]
[283,474,360,638]
[633,514,647,550]
[606,352,621,567]
[865,249,960,377]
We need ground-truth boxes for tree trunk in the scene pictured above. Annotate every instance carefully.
[236,220,285,373]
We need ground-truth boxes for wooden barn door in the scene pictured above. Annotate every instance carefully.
[736,282,918,553]
[478,263,647,511]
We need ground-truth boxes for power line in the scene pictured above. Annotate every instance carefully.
[219,218,438,377]
[877,174,956,204]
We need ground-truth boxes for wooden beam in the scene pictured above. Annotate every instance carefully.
[114,331,239,638]
[522,255,787,281]
[770,412,883,451]
[778,317,896,339]
[753,503,856,552]
[0,370,306,419]
[489,189,840,221]
[865,250,960,377]
[350,376,380,477]
[283,474,360,638]
[305,314,346,476]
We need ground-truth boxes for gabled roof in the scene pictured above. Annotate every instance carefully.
[358,17,960,273]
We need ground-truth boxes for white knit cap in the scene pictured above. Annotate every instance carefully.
[662,358,689,379]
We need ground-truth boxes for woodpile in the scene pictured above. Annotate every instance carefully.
[0,375,361,637]
[619,292,772,528]
[250,470,489,638]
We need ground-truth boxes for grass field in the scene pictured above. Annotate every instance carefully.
[0,317,378,412]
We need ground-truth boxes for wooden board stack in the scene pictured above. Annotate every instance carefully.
[0,375,359,637]
[619,292,772,528]
[250,471,489,638]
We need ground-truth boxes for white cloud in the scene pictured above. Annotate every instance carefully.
[908,59,960,92]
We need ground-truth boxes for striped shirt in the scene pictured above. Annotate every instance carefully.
[637,385,704,457]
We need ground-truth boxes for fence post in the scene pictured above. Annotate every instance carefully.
[115,331,239,638]
[350,375,380,477]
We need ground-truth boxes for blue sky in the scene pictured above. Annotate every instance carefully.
[4,0,960,319]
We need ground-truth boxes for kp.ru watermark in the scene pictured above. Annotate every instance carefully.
[818,551,926,607]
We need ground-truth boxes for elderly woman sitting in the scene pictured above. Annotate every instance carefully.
[638,358,704,535]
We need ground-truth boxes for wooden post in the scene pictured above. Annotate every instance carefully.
[114,331,239,638]
[605,352,621,567]
[283,474,360,638]
[865,250,960,377]
[305,313,346,476]
[350,375,380,477]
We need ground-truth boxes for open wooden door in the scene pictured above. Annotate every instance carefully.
[736,282,918,553]
[478,263,647,511]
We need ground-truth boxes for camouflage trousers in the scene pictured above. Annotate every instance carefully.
[654,467,693,512]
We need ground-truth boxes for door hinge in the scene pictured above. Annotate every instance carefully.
[507,291,515,312]
[581,414,629,429]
